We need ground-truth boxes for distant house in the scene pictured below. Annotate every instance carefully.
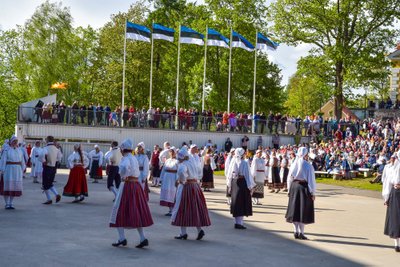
[317,100,359,120]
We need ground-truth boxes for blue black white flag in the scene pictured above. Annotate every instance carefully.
[231,31,254,52]
[256,33,278,51]
[180,26,204,46]
[207,28,229,48]
[153,23,175,42]
[126,21,151,42]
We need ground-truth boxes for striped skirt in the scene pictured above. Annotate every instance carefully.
[110,181,153,228]
[172,182,211,227]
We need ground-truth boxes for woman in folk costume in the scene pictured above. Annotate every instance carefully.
[110,139,153,248]
[227,148,255,229]
[225,148,235,205]
[280,153,289,193]
[88,145,103,183]
[250,150,266,205]
[172,147,211,240]
[159,147,179,216]
[135,142,150,201]
[285,147,316,240]
[63,144,89,203]
[201,147,216,191]
[382,151,400,252]
[30,141,44,184]
[264,150,271,186]
[269,151,281,193]
[0,135,25,209]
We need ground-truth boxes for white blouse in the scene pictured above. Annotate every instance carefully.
[67,152,89,169]
[119,154,140,179]
[382,162,400,202]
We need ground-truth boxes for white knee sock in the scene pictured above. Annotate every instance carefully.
[299,223,305,234]
[110,186,117,197]
[196,227,202,233]
[50,186,58,196]
[235,216,243,225]
[293,222,299,233]
[169,207,173,213]
[180,226,187,235]
[137,227,145,242]
[117,227,125,241]
[45,190,51,201]
[395,238,400,247]
[4,196,9,205]
[9,196,14,206]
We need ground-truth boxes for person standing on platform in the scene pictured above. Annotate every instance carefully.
[150,145,161,187]
[172,147,211,240]
[63,144,89,203]
[0,135,25,209]
[109,139,153,248]
[251,150,266,205]
[382,151,400,252]
[30,141,44,184]
[104,141,122,198]
[89,145,103,183]
[227,148,255,229]
[135,142,150,201]
[285,147,316,240]
[225,148,235,205]
[42,136,62,205]
[159,147,179,216]
[201,147,216,191]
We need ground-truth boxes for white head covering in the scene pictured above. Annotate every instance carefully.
[230,148,235,153]
[290,147,308,179]
[121,139,133,151]
[177,146,189,160]
[163,141,170,149]
[9,135,18,144]
[137,142,145,150]
[190,144,197,149]
[169,146,177,152]
[94,144,99,149]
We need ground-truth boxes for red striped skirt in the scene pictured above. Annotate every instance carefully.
[110,181,153,228]
[63,166,88,197]
[160,200,174,207]
[172,182,211,227]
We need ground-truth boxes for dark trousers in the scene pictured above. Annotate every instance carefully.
[42,165,57,190]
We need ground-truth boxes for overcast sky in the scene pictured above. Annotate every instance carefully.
[0,0,311,86]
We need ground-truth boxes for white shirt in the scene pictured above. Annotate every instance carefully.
[119,154,140,179]
[382,162,400,202]
[67,152,89,169]
[227,157,255,189]
[88,149,103,168]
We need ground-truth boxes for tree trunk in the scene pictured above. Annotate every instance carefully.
[334,61,344,119]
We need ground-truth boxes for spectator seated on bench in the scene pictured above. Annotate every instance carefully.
[370,159,386,184]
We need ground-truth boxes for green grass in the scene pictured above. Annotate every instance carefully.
[316,177,382,191]
[214,170,225,176]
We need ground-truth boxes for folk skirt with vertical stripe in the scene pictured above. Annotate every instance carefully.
[230,178,252,217]
[384,188,400,238]
[110,181,153,228]
[285,181,314,224]
[89,160,102,180]
[63,166,88,197]
[252,182,264,199]
[201,165,214,189]
[171,182,211,227]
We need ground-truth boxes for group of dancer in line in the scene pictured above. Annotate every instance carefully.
[0,134,319,249]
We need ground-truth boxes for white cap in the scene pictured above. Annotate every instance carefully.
[121,139,134,151]
[94,144,99,149]
[190,144,197,149]
[177,147,189,159]
[137,142,145,150]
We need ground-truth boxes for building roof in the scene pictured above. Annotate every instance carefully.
[318,99,359,120]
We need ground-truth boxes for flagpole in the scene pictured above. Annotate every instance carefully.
[252,31,257,133]
[227,27,232,113]
[121,19,127,127]
[175,24,181,127]
[202,25,208,112]
[149,21,154,109]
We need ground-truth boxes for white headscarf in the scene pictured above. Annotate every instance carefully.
[120,139,133,151]
[177,147,189,160]
[289,147,308,179]
[137,142,145,150]
[234,147,245,164]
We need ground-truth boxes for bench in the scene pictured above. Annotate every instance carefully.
[358,168,372,178]
[315,171,330,178]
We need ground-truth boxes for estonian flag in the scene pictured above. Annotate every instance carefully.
[207,28,229,48]
[153,23,175,42]
[126,21,151,42]
[256,33,278,51]
[231,31,254,52]
[180,26,204,46]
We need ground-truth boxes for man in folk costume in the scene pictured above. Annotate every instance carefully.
[250,150,266,205]
[110,139,153,248]
[159,147,179,216]
[280,152,290,193]
[0,135,25,209]
[172,147,211,240]
[225,148,235,205]
[63,144,89,203]
[285,147,316,240]
[42,136,62,205]
[30,141,44,184]
[104,141,122,198]
[135,142,150,201]
[88,145,103,183]
[382,151,400,252]
[227,148,255,229]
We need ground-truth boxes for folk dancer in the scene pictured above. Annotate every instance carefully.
[189,144,203,183]
[135,142,150,201]
[250,150,266,205]
[227,148,255,229]
[225,148,235,204]
[172,147,211,240]
[63,144,89,203]
[285,147,316,240]
[19,142,29,178]
[280,153,289,192]
[89,145,103,183]
[269,151,282,193]
[159,147,178,216]
[382,151,400,252]
[110,139,153,248]
[42,136,62,205]
[0,135,25,209]
[30,141,44,184]
[201,147,216,191]
[104,141,122,198]
[159,141,171,169]
[150,145,161,187]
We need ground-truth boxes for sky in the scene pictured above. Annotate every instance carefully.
[0,0,311,86]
